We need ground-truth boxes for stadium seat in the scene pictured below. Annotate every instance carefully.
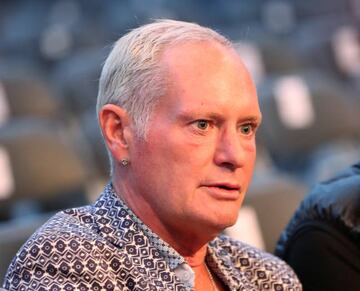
[52,47,107,114]
[0,77,60,124]
[0,119,89,220]
[257,70,360,172]
[306,140,360,186]
[244,173,307,252]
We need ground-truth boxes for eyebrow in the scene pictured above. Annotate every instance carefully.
[244,115,262,125]
[177,110,222,122]
[177,110,262,125]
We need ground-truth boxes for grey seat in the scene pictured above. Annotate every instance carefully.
[0,77,60,122]
[257,70,360,172]
[243,173,307,252]
[0,119,89,220]
[52,47,107,114]
[306,140,360,186]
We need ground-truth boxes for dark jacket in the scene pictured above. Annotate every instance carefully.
[276,162,360,291]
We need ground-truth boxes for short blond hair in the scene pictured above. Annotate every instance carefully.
[97,19,231,137]
[97,19,232,172]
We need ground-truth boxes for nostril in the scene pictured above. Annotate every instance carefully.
[219,162,237,172]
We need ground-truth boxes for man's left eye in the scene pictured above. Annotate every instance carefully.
[240,124,253,135]
[196,120,209,130]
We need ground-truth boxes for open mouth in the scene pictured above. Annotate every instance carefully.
[208,183,240,191]
[214,184,239,191]
[201,183,241,199]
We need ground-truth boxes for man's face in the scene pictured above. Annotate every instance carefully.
[127,41,261,238]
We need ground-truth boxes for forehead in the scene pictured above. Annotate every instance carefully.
[157,41,259,117]
[162,40,253,82]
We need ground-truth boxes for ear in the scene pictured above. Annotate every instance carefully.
[98,104,132,162]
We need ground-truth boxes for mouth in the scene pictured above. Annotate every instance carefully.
[200,182,241,200]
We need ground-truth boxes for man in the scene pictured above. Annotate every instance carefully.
[276,161,360,291]
[4,19,301,290]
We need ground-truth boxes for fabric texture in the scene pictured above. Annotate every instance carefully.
[3,183,301,291]
[276,162,360,291]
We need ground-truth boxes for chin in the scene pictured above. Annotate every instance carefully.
[185,206,240,234]
[207,213,239,233]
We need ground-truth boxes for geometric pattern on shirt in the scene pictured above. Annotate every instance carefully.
[3,184,186,291]
[207,237,302,290]
[110,185,185,270]
[3,183,302,291]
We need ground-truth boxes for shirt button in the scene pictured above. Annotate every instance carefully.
[183,272,190,280]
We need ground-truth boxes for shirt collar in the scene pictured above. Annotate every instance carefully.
[106,183,186,270]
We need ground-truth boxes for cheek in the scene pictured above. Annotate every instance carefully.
[149,133,200,165]
[244,141,257,173]
[132,136,184,181]
[244,139,257,157]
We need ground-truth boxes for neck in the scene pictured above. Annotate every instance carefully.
[111,176,219,261]
[183,245,208,267]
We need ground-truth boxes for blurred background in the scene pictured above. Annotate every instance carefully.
[0,0,359,281]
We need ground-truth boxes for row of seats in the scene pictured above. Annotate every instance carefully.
[1,67,359,183]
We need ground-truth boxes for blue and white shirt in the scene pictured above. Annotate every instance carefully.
[3,183,301,291]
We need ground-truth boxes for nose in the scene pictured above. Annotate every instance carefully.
[213,128,247,171]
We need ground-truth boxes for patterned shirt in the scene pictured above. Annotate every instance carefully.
[3,183,302,290]
[112,186,193,288]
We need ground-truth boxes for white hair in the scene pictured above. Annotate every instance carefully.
[96,19,232,170]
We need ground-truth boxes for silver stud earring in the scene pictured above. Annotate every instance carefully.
[120,159,129,166]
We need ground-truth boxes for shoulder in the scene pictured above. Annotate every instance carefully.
[276,162,360,257]
[3,207,111,290]
[283,225,360,291]
[212,235,297,269]
[210,235,302,290]
[29,206,100,244]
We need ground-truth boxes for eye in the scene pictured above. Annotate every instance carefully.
[195,120,209,130]
[240,124,254,135]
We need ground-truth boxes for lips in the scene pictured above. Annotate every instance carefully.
[200,182,241,200]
